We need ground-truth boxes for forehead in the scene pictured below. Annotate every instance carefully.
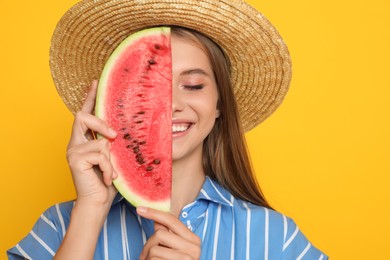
[171,35,213,75]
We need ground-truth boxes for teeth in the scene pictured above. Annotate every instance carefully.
[172,124,190,133]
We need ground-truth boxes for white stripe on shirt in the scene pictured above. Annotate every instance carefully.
[230,195,235,260]
[209,179,233,206]
[15,244,32,259]
[283,225,300,251]
[137,215,147,245]
[200,189,211,200]
[104,219,108,260]
[297,242,312,260]
[264,208,269,260]
[202,209,209,242]
[212,204,222,260]
[30,230,55,256]
[120,204,129,260]
[55,204,66,237]
[40,214,57,232]
[243,202,251,260]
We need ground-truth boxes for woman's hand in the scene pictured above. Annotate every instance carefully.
[137,207,201,260]
[55,81,119,259]
[66,80,118,207]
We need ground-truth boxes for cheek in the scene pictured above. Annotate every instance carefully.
[195,97,218,117]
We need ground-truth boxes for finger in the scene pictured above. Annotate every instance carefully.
[81,80,98,113]
[68,152,115,186]
[142,229,196,253]
[69,112,117,146]
[136,207,199,243]
[154,222,168,232]
[147,245,189,260]
[68,139,111,160]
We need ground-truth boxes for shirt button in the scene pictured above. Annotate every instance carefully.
[181,211,188,218]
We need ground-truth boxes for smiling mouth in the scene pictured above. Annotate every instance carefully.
[172,123,191,133]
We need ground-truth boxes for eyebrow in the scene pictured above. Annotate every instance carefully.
[180,68,210,77]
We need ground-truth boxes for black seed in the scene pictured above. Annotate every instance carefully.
[137,111,145,115]
[137,157,145,164]
[137,94,146,98]
[123,133,131,140]
[148,59,156,65]
[153,159,160,164]
[146,166,153,171]
[139,141,146,145]
[133,146,140,153]
[154,44,161,50]
[135,120,143,124]
[136,153,145,164]
[133,140,138,144]
[120,127,127,131]
[126,144,133,148]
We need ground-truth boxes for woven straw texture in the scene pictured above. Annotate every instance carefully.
[50,0,292,132]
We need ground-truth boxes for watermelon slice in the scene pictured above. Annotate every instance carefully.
[96,27,172,212]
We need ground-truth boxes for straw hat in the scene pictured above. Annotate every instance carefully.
[50,0,291,132]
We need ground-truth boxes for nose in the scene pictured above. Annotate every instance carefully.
[172,85,185,114]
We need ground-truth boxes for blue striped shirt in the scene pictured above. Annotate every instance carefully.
[7,177,327,259]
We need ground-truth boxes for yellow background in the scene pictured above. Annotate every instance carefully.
[1,0,389,259]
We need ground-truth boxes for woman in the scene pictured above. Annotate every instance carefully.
[8,0,327,259]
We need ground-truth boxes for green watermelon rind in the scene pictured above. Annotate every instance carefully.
[113,161,170,212]
[95,27,171,212]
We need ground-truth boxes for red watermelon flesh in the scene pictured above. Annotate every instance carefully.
[96,27,172,212]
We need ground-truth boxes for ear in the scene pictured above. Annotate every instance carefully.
[215,108,221,119]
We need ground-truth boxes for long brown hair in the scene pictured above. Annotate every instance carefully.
[171,27,272,209]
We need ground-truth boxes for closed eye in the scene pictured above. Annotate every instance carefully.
[183,84,204,90]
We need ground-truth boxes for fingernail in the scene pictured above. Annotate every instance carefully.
[108,128,117,137]
[137,206,147,214]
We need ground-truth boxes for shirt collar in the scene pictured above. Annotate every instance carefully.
[195,176,234,207]
[111,176,234,207]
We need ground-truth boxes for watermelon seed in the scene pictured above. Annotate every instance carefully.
[137,94,146,98]
[148,59,156,65]
[154,44,161,50]
[118,113,125,117]
[137,111,145,114]
[146,166,153,171]
[139,141,146,145]
[120,127,127,131]
[135,120,143,124]
[124,68,129,72]
[118,105,124,108]
[133,146,140,153]
[153,159,160,164]
[136,154,145,164]
[126,144,133,149]
[123,133,131,140]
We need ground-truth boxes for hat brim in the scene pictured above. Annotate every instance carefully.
[50,0,291,132]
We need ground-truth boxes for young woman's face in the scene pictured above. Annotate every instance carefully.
[171,35,220,162]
